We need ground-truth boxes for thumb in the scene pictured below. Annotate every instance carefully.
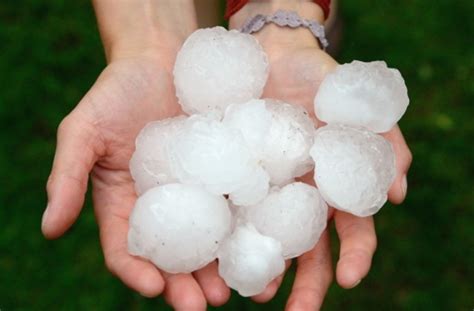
[42,113,102,239]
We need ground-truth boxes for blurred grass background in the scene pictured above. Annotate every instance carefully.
[1,0,473,310]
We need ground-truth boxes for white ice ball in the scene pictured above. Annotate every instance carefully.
[128,184,231,273]
[223,99,272,158]
[314,60,409,133]
[224,99,315,185]
[229,165,270,206]
[168,114,257,195]
[238,182,328,259]
[129,116,186,195]
[261,100,316,185]
[217,224,285,297]
[173,27,269,116]
[310,124,396,217]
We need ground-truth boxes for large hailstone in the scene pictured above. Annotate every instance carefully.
[229,166,270,206]
[260,100,316,185]
[224,99,315,185]
[310,124,396,217]
[238,182,328,259]
[314,60,409,133]
[128,184,231,273]
[217,224,285,297]
[168,114,261,195]
[223,99,272,158]
[173,27,269,116]
[129,116,186,195]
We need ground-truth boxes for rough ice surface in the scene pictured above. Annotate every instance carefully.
[238,182,328,259]
[217,224,285,297]
[168,114,257,195]
[129,116,186,195]
[128,184,231,274]
[260,99,316,185]
[223,99,272,158]
[314,60,409,133]
[310,124,396,217]
[229,165,270,206]
[173,27,269,116]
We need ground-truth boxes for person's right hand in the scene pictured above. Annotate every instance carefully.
[41,43,231,309]
[229,2,412,310]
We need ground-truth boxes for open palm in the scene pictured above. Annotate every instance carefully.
[42,51,229,309]
[250,46,412,310]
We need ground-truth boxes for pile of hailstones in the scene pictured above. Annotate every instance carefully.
[128,27,409,297]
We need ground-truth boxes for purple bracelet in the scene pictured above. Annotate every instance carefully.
[240,10,329,50]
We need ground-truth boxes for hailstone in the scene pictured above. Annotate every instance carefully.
[128,183,231,273]
[238,182,328,259]
[314,60,409,133]
[168,114,258,195]
[129,116,186,195]
[310,124,396,217]
[261,100,316,185]
[223,99,272,158]
[173,27,269,116]
[224,99,315,185]
[229,165,270,206]
[217,224,285,297]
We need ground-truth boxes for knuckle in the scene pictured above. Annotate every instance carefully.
[405,148,413,167]
[45,174,54,194]
[179,294,207,311]
[368,232,378,253]
[57,115,74,136]
[104,255,119,276]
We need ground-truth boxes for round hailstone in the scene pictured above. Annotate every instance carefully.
[129,116,186,195]
[223,99,272,158]
[173,27,269,116]
[128,184,231,274]
[229,165,270,206]
[168,114,257,195]
[238,182,328,259]
[262,100,315,185]
[314,60,409,133]
[217,224,285,297]
[224,99,315,185]
[310,124,396,217]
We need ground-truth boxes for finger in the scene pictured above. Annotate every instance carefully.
[43,114,104,239]
[382,125,413,204]
[334,211,377,289]
[163,273,207,311]
[94,181,165,297]
[286,230,333,311]
[193,261,231,307]
[252,260,291,303]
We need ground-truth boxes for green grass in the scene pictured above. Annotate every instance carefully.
[1,0,473,310]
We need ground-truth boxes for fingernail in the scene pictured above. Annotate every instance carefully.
[41,204,50,230]
[401,175,407,198]
[349,279,361,289]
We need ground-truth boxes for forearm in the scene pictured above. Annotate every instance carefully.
[92,0,198,62]
[229,0,325,50]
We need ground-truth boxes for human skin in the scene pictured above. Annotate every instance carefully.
[230,1,412,310]
[42,0,412,310]
[42,1,231,309]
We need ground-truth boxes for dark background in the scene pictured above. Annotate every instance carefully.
[1,0,473,310]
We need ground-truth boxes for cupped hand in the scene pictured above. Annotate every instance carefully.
[42,48,230,309]
[249,39,412,310]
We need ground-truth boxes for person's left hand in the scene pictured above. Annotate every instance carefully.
[230,21,412,311]
[41,45,231,309]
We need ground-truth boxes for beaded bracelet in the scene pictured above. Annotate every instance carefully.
[240,10,329,50]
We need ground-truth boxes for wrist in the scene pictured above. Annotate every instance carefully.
[229,1,325,51]
[107,30,185,63]
[93,0,197,63]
